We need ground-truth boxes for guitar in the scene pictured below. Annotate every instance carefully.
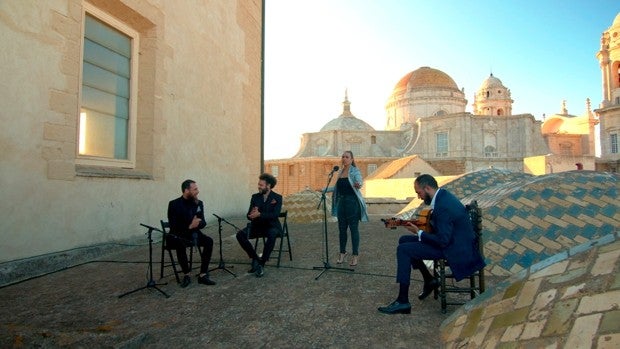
[381,208,433,233]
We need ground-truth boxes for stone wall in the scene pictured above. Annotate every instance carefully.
[0,0,263,262]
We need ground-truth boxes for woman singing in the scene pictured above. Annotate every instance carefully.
[331,151,368,266]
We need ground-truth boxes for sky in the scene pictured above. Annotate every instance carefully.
[263,0,620,160]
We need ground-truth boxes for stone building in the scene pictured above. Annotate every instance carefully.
[267,68,551,196]
[595,12,620,172]
[0,0,263,262]
[267,93,398,196]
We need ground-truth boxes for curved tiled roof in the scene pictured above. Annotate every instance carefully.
[440,232,620,347]
[400,169,619,277]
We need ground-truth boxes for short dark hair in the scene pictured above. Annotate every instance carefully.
[259,173,277,189]
[414,174,438,189]
[181,179,195,192]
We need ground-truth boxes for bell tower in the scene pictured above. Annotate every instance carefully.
[472,74,513,116]
[595,13,620,169]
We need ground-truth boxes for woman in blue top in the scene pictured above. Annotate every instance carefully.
[331,151,369,266]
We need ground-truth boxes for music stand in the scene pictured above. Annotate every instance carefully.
[313,168,354,280]
[208,214,236,277]
[119,223,170,298]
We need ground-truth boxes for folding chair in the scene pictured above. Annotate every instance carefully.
[159,220,196,283]
[253,211,293,267]
[433,200,486,313]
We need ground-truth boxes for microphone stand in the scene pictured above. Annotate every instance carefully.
[119,224,170,298]
[208,214,237,277]
[313,169,354,280]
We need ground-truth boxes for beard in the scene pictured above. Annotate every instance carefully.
[259,187,268,195]
[422,189,432,205]
[423,196,432,206]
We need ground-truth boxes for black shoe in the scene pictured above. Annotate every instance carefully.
[248,259,259,273]
[179,275,191,288]
[255,263,264,278]
[378,300,412,314]
[418,278,440,300]
[197,274,216,286]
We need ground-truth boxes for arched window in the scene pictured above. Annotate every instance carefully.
[484,145,497,157]
[496,109,503,116]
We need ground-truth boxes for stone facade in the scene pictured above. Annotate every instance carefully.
[267,66,557,196]
[595,13,620,172]
[0,0,263,262]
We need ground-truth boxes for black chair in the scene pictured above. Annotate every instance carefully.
[432,200,486,313]
[253,211,292,267]
[159,220,198,283]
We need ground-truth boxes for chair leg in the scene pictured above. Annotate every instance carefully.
[286,232,292,261]
[167,249,181,284]
[276,234,284,267]
[160,243,166,280]
[439,260,447,314]
[470,274,476,299]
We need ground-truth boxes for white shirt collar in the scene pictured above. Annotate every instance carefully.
[429,188,441,209]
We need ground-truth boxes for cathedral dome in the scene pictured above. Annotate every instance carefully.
[320,92,375,132]
[392,66,459,94]
[320,115,375,132]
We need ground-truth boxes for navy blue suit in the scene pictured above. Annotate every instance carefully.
[396,189,486,283]
[236,191,283,263]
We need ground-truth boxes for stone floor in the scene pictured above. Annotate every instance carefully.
[0,219,497,348]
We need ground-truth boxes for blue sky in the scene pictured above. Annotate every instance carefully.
[264,1,620,159]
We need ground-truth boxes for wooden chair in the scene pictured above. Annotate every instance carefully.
[433,200,486,313]
[253,211,292,267]
[159,220,197,283]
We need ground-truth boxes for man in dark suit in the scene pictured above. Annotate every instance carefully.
[378,174,486,314]
[167,179,215,287]
[236,173,283,278]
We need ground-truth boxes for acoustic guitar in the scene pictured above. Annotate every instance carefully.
[381,208,433,233]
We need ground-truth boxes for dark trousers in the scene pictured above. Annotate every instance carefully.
[337,195,361,255]
[396,235,444,284]
[236,225,278,264]
[174,231,213,275]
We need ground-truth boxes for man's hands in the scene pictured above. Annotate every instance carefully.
[189,215,202,229]
[248,206,261,220]
[404,221,420,235]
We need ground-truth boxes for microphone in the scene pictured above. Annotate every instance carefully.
[332,166,339,173]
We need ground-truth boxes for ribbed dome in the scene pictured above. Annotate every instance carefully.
[320,116,375,132]
[479,74,506,90]
[392,66,459,94]
[320,92,375,132]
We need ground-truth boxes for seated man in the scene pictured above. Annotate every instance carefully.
[167,179,216,287]
[236,173,283,278]
[378,174,486,314]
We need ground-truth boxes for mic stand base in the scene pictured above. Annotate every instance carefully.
[313,262,354,280]
[208,215,237,277]
[118,279,170,299]
[208,261,236,277]
[119,224,170,299]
